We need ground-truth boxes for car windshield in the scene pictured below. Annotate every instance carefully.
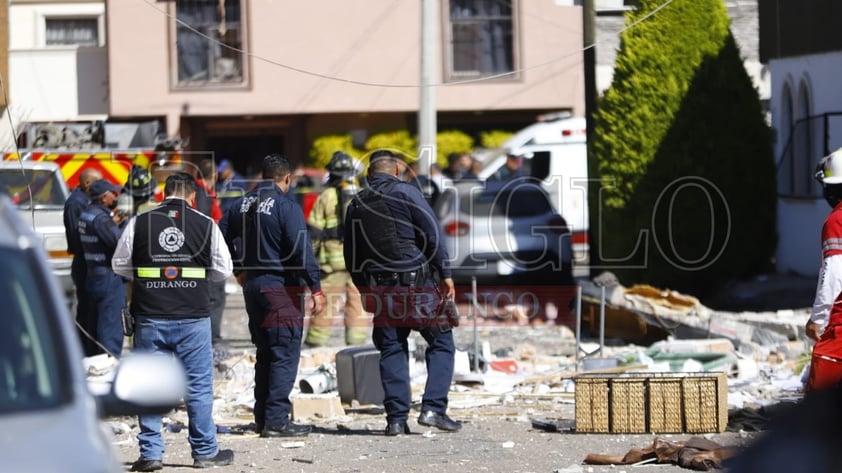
[0,247,66,415]
[464,186,553,218]
[0,169,66,208]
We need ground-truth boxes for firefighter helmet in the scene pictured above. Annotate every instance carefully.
[125,165,157,199]
[326,151,356,178]
[816,149,842,184]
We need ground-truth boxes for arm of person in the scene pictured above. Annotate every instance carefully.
[111,216,136,279]
[98,213,124,253]
[405,184,454,298]
[808,254,842,341]
[209,223,233,281]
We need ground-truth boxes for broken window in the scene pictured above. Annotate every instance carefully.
[45,18,99,47]
[447,0,516,80]
[175,0,245,86]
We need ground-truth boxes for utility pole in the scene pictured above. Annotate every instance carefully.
[581,0,599,275]
[418,0,436,173]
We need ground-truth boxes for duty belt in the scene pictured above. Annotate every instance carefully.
[371,270,420,286]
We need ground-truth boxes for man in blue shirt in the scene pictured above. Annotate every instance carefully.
[63,168,102,356]
[344,149,461,436]
[228,154,326,437]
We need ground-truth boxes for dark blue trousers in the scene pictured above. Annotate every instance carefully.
[372,325,455,424]
[243,283,304,428]
[86,267,125,358]
[71,254,99,356]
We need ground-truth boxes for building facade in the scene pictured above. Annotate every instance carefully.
[106,0,585,173]
[760,0,842,277]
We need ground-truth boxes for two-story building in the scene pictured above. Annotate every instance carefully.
[105,0,585,173]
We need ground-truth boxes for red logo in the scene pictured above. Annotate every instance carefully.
[164,266,178,279]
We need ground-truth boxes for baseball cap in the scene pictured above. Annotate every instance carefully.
[217,159,233,173]
[89,179,121,198]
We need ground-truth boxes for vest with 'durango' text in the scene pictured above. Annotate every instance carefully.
[131,199,214,318]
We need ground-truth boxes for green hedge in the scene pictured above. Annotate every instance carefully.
[590,0,776,298]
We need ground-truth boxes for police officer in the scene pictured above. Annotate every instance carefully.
[112,172,234,471]
[78,179,126,358]
[228,154,326,437]
[304,151,369,347]
[63,167,103,356]
[344,149,461,436]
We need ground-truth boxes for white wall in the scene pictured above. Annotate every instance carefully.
[771,51,842,277]
[8,1,108,123]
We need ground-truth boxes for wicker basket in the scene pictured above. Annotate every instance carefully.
[648,375,684,433]
[682,373,728,433]
[574,376,610,433]
[574,372,728,434]
[609,377,647,433]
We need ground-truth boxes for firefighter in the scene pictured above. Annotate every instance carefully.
[63,167,103,357]
[78,179,127,358]
[227,154,326,437]
[304,151,369,347]
[343,149,461,436]
[806,149,842,391]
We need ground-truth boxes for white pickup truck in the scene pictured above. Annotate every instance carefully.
[0,160,73,300]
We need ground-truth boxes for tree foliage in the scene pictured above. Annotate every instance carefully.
[590,0,776,297]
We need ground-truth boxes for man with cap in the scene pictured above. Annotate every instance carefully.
[344,149,461,436]
[78,179,127,357]
[63,167,103,356]
[215,159,249,215]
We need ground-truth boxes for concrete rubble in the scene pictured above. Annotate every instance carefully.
[88,277,814,438]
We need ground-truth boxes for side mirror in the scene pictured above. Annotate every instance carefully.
[98,354,187,418]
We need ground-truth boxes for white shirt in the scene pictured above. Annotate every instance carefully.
[810,254,842,327]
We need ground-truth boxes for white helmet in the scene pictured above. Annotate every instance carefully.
[816,149,842,184]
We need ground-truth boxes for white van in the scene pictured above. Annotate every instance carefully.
[478,113,589,262]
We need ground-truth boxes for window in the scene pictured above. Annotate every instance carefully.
[447,0,517,80]
[45,18,99,47]
[174,0,246,88]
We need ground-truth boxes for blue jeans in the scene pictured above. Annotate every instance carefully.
[243,283,304,428]
[86,267,125,358]
[133,316,219,461]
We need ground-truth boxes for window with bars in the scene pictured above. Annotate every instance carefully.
[447,0,516,81]
[174,0,246,87]
[45,18,99,47]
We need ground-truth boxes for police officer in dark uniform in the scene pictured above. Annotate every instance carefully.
[63,167,103,356]
[112,172,234,471]
[344,149,461,436]
[227,154,326,438]
[78,179,126,358]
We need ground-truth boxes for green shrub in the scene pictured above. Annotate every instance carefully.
[309,135,360,169]
[364,130,417,156]
[590,0,776,298]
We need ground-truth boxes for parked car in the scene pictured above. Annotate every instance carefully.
[0,160,73,301]
[0,194,186,473]
[434,179,574,286]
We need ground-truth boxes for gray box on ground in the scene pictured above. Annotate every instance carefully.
[336,345,384,406]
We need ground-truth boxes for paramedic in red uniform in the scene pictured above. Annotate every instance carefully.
[807,148,842,392]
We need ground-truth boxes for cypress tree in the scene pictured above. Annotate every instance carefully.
[589,0,776,298]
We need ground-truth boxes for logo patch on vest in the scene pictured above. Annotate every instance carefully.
[159,226,185,252]
[164,266,178,279]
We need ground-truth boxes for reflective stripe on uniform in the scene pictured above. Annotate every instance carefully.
[182,268,206,278]
[137,267,160,278]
